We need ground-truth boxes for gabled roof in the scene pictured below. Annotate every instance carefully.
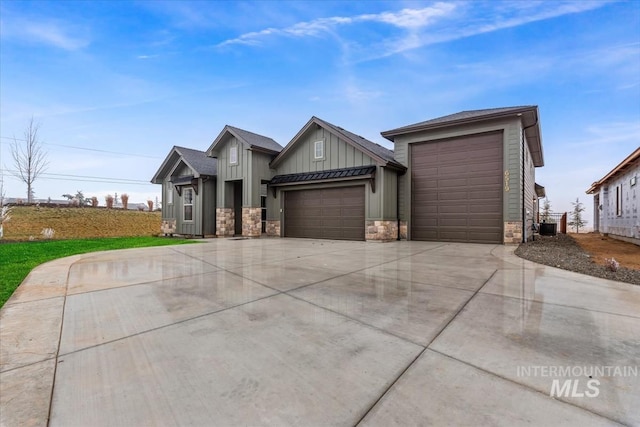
[208,125,282,155]
[381,106,544,167]
[586,147,640,194]
[151,146,217,184]
[271,116,405,170]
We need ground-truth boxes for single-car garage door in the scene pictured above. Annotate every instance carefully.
[285,186,365,241]
[411,131,503,243]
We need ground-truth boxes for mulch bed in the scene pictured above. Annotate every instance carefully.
[515,233,640,286]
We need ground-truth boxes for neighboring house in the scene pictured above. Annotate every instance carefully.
[152,106,546,244]
[381,106,544,244]
[586,148,640,245]
[151,146,217,236]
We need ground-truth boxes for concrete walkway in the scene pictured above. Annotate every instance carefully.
[1,238,638,426]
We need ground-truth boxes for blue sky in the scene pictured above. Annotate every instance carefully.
[1,0,638,224]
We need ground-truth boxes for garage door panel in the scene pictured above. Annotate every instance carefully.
[438,191,469,201]
[285,186,365,241]
[412,131,503,243]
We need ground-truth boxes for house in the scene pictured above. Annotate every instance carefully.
[381,106,544,244]
[586,147,640,245]
[151,146,217,236]
[152,106,546,244]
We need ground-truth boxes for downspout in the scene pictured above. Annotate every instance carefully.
[397,171,401,241]
[521,116,538,243]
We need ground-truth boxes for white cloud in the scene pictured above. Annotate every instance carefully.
[360,4,455,29]
[216,1,611,61]
[1,16,89,50]
[217,3,456,47]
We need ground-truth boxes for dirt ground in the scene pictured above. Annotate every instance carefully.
[571,232,640,271]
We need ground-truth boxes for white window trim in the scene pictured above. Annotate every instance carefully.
[183,188,194,222]
[616,184,623,216]
[166,184,173,205]
[230,146,238,165]
[314,140,324,160]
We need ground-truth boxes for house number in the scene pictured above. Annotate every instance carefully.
[504,170,510,192]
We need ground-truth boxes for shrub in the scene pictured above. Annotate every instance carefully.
[105,194,114,209]
[121,193,129,210]
[147,200,154,212]
[91,196,99,207]
[0,205,11,240]
[605,257,619,272]
[41,228,55,239]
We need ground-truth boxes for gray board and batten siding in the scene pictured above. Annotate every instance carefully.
[209,130,281,209]
[268,119,399,223]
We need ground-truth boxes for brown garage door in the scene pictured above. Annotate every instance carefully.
[285,186,365,241]
[411,131,503,243]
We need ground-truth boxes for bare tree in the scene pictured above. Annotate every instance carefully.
[10,117,49,203]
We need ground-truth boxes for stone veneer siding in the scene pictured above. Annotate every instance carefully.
[365,220,398,242]
[503,221,522,244]
[161,219,176,235]
[216,208,234,237]
[242,207,262,237]
[399,221,408,240]
[266,220,281,237]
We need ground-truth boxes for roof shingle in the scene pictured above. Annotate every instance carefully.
[174,146,217,176]
[226,126,283,153]
[382,106,537,138]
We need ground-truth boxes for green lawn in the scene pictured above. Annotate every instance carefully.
[0,237,196,308]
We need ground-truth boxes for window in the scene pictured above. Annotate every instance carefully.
[314,140,324,159]
[183,188,193,221]
[230,146,238,165]
[166,184,173,205]
[616,185,622,216]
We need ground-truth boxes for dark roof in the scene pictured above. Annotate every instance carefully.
[382,106,537,137]
[174,146,217,176]
[271,165,376,185]
[226,126,283,152]
[381,105,543,167]
[271,116,405,170]
[151,146,217,184]
[208,125,282,154]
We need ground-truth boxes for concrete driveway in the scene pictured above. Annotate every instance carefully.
[1,238,638,426]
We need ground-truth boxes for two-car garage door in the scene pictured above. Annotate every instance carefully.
[411,131,503,243]
[284,186,365,241]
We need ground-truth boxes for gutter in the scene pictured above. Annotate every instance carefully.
[521,115,539,243]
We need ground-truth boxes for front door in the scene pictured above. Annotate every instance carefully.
[234,181,242,236]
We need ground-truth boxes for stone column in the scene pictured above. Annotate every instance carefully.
[266,220,281,237]
[216,208,234,237]
[365,220,398,242]
[242,207,262,237]
[503,221,522,244]
[399,221,408,240]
